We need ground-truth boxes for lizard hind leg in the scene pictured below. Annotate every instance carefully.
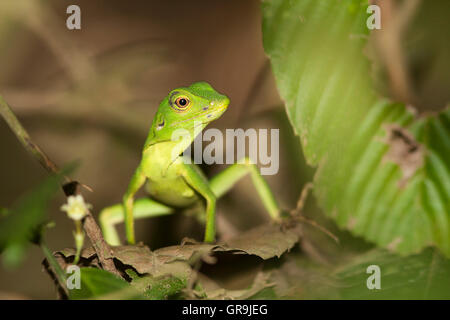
[209,157,280,221]
[99,197,174,246]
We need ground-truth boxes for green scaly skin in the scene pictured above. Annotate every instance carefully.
[99,82,280,245]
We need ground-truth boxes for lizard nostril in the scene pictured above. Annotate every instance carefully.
[203,106,209,111]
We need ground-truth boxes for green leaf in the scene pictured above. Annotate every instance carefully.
[0,171,65,267]
[262,0,450,255]
[335,248,450,299]
[131,275,186,300]
[0,207,8,217]
[69,267,136,300]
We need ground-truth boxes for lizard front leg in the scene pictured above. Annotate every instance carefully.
[180,162,217,242]
[99,198,174,245]
[122,165,147,244]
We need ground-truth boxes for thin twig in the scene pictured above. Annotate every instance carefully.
[374,0,421,105]
[290,182,339,244]
[0,96,62,177]
[0,95,119,276]
[295,182,314,212]
[237,60,272,122]
[16,1,94,85]
[41,241,69,297]
[295,215,339,244]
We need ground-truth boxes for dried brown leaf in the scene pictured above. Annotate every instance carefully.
[382,124,425,187]
[216,222,302,259]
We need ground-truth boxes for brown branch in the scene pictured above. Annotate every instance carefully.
[0,96,61,176]
[237,60,273,122]
[374,0,421,105]
[0,95,119,276]
[290,182,339,244]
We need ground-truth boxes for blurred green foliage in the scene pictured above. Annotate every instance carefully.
[0,170,66,267]
[262,0,449,256]
[69,267,140,300]
[335,248,450,299]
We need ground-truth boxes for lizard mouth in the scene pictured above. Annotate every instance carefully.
[169,103,228,129]
[192,106,227,129]
[204,104,228,119]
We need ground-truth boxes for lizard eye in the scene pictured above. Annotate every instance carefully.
[173,96,191,111]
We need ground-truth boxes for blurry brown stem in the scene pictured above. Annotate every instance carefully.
[25,2,94,84]
[41,241,69,297]
[0,96,61,176]
[295,182,314,212]
[295,215,339,244]
[237,60,272,122]
[374,0,421,105]
[0,95,119,276]
[290,182,339,244]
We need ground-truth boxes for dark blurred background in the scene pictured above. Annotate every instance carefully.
[0,0,448,298]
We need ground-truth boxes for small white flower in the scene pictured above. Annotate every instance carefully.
[60,195,92,221]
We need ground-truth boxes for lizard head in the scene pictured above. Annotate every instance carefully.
[150,81,230,142]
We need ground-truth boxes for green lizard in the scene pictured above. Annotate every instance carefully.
[99,82,280,245]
